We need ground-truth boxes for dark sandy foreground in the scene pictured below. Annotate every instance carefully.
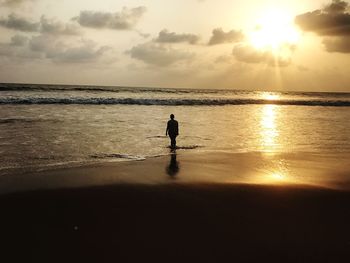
[1,183,350,262]
[0,152,350,262]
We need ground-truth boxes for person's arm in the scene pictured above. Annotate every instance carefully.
[166,122,169,136]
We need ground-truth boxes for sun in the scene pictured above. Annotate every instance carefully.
[248,8,300,52]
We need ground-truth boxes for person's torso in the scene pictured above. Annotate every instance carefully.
[167,120,178,135]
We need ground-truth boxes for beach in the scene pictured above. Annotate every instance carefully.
[1,85,350,262]
[1,151,350,262]
[1,0,350,261]
[1,87,350,177]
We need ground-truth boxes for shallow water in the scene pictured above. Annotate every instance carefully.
[1,84,350,175]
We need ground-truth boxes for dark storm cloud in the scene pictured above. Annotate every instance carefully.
[232,45,291,67]
[154,29,200,44]
[295,0,350,53]
[127,42,194,66]
[0,13,39,32]
[295,0,350,36]
[208,28,244,45]
[73,6,146,30]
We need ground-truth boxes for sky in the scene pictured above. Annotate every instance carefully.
[0,0,350,92]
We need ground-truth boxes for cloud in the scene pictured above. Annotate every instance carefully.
[154,29,200,44]
[214,55,234,64]
[27,35,109,63]
[73,6,146,30]
[0,14,81,35]
[0,33,110,63]
[0,13,39,32]
[295,0,350,36]
[322,36,350,52]
[295,0,350,53]
[0,34,41,59]
[208,28,244,45]
[136,30,150,38]
[0,0,34,7]
[324,0,349,14]
[10,34,28,46]
[29,34,56,52]
[232,44,291,67]
[0,43,15,57]
[46,41,110,63]
[127,42,194,66]
[40,16,81,35]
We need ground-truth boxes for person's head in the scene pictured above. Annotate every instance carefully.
[170,114,175,120]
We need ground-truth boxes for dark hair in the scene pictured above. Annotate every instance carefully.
[170,114,175,119]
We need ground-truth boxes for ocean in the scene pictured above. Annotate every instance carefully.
[1,83,350,176]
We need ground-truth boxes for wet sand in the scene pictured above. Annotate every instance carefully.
[1,152,350,262]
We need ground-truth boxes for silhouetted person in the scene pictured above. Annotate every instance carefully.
[166,114,179,149]
[166,153,179,178]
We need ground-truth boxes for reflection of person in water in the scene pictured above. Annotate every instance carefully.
[166,154,179,178]
[166,114,179,149]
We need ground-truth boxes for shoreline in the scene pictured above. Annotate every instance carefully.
[1,150,349,194]
[1,151,350,261]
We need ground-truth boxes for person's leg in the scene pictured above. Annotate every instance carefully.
[170,135,176,149]
[170,136,174,149]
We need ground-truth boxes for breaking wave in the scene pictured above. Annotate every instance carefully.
[1,97,350,107]
[0,84,201,94]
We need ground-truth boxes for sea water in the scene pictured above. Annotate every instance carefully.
[1,83,350,175]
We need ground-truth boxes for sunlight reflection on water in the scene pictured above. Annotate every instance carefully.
[260,105,279,152]
[258,103,293,184]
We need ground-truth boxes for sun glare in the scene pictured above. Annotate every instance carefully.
[262,93,280,101]
[248,8,300,52]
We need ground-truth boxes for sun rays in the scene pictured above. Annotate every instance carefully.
[248,8,300,53]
